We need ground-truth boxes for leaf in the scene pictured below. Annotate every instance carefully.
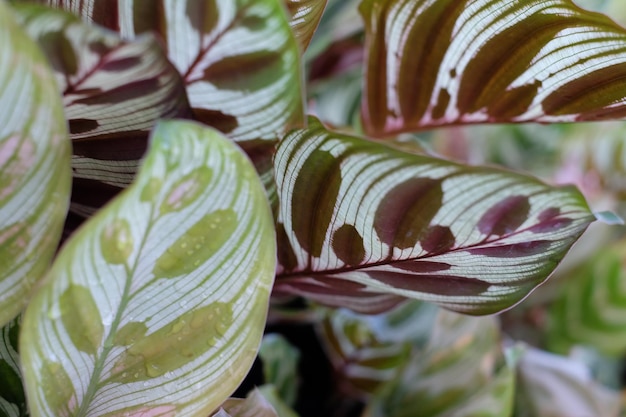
[548,242,626,356]
[317,301,440,397]
[213,389,280,417]
[0,1,71,326]
[363,310,515,417]
[0,317,26,417]
[20,120,276,417]
[514,347,621,417]
[284,0,328,51]
[30,0,305,143]
[13,4,193,225]
[256,386,300,417]
[273,117,594,315]
[361,0,626,137]
[259,334,301,406]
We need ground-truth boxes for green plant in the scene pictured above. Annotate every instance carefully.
[2,0,626,416]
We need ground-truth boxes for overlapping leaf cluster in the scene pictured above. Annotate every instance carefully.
[2,0,626,415]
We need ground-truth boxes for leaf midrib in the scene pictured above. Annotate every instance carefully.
[74,203,157,417]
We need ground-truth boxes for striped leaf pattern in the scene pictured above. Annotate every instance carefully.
[361,0,626,136]
[13,5,192,222]
[0,1,71,326]
[363,310,514,417]
[32,0,305,143]
[274,117,594,314]
[548,243,626,356]
[0,317,25,417]
[20,120,276,417]
[285,0,328,51]
[317,302,438,397]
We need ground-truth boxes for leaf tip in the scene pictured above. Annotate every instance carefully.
[594,210,624,225]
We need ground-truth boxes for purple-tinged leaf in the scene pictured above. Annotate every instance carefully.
[285,0,328,52]
[13,5,192,228]
[361,0,626,136]
[30,0,305,143]
[273,118,594,315]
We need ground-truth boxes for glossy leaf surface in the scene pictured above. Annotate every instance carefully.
[0,1,71,326]
[364,310,515,417]
[32,0,305,143]
[0,318,25,417]
[20,120,276,417]
[361,0,626,136]
[274,118,594,314]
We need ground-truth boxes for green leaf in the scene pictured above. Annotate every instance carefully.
[363,310,515,417]
[273,117,594,315]
[284,0,328,51]
[548,242,626,356]
[0,0,71,326]
[20,120,276,417]
[259,334,300,406]
[514,347,621,417]
[0,317,26,417]
[29,0,305,143]
[361,0,626,137]
[13,4,192,222]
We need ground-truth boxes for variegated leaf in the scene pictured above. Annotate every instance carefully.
[548,242,626,356]
[361,0,626,136]
[515,347,621,417]
[0,0,71,326]
[317,302,439,397]
[285,0,328,51]
[29,0,305,143]
[363,310,515,417]
[274,117,594,315]
[20,120,276,417]
[13,4,192,224]
[0,317,25,417]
